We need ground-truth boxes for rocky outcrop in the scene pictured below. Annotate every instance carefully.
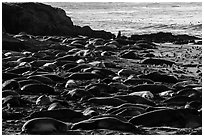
[2,2,115,39]
[130,32,201,43]
[71,25,115,39]
[2,2,73,35]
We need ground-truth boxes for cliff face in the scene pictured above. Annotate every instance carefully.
[2,3,73,35]
[2,2,115,39]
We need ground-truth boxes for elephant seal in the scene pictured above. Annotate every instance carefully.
[27,75,55,85]
[88,97,127,107]
[62,62,78,70]
[66,88,93,100]
[129,91,154,100]
[92,68,116,77]
[141,58,175,66]
[3,95,32,108]
[21,117,68,134]
[36,95,52,106]
[139,71,178,83]
[111,107,145,118]
[120,51,143,59]
[2,72,21,81]
[134,40,157,49]
[67,64,91,72]
[130,84,171,94]
[40,74,65,82]
[71,117,139,133]
[2,90,20,98]
[67,72,103,80]
[6,66,31,74]
[65,79,77,88]
[123,78,154,85]
[2,95,21,107]
[129,108,201,128]
[18,79,41,87]
[56,55,80,62]
[108,82,128,91]
[106,103,150,114]
[47,102,67,110]
[176,88,201,97]
[2,79,20,90]
[162,95,196,106]
[85,83,114,94]
[172,81,201,90]
[82,107,99,117]
[117,69,140,77]
[90,114,128,122]
[185,101,202,110]
[20,83,56,95]
[27,108,84,122]
[114,95,156,106]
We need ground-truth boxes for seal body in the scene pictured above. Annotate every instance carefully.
[114,95,155,106]
[141,58,175,66]
[129,108,201,128]
[21,83,56,95]
[71,117,138,133]
[88,97,127,106]
[130,84,171,94]
[139,71,178,83]
[67,72,102,80]
[28,108,84,122]
[21,117,68,134]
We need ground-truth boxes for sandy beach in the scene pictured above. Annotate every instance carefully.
[2,2,202,135]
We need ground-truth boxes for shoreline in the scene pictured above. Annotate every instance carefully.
[2,2,202,43]
[45,2,202,38]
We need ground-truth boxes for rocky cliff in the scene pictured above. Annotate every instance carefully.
[2,2,115,39]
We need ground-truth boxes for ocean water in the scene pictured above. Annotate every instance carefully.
[45,2,202,37]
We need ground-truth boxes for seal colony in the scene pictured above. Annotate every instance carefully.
[2,2,202,135]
